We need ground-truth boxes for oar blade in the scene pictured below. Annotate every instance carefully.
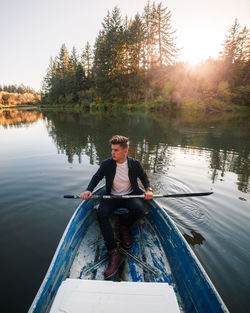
[162,192,213,198]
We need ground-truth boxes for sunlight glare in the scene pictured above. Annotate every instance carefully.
[180,25,221,65]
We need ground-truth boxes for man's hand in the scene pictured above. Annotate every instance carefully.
[80,190,92,200]
[144,189,153,200]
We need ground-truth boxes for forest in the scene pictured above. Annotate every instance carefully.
[0,84,40,107]
[2,2,249,111]
[0,84,37,94]
[41,2,249,111]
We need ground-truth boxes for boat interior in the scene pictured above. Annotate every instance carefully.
[69,202,175,285]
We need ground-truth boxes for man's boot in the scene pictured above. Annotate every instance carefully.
[120,225,132,249]
[104,248,124,279]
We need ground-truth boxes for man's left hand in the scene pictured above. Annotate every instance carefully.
[144,190,153,200]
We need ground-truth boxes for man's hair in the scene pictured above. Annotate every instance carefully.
[109,135,129,149]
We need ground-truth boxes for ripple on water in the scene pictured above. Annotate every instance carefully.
[148,173,211,234]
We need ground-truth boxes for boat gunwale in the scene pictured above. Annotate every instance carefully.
[148,198,229,313]
[28,186,229,313]
[28,198,87,313]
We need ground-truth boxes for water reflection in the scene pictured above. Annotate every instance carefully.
[0,109,42,128]
[183,229,205,246]
[1,109,249,313]
[42,110,250,193]
[1,109,249,193]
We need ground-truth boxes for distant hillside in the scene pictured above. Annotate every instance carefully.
[0,91,41,107]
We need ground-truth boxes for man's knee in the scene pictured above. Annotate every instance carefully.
[97,200,115,220]
[97,205,108,221]
[129,198,146,217]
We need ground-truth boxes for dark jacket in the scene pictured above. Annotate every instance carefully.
[87,157,150,194]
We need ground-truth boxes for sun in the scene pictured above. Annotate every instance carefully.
[179,24,221,65]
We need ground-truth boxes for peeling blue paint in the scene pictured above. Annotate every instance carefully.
[28,187,228,313]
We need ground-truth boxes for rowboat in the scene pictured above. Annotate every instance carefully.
[28,186,228,313]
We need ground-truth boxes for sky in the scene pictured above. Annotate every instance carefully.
[0,0,249,91]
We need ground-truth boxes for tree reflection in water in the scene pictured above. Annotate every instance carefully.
[1,109,248,193]
[42,110,249,193]
[0,109,42,128]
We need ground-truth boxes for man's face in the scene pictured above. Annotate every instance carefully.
[111,144,127,163]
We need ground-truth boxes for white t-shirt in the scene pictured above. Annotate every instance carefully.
[111,160,133,195]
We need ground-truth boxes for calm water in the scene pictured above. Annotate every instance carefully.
[0,108,249,313]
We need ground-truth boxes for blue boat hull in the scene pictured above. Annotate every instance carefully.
[28,187,228,313]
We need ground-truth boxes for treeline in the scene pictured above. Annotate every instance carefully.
[42,2,178,107]
[0,84,37,95]
[42,2,250,110]
[0,91,41,107]
[0,84,40,107]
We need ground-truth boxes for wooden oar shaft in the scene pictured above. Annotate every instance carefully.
[64,192,213,199]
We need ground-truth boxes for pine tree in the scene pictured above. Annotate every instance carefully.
[93,7,125,102]
[67,46,80,100]
[128,14,145,73]
[57,44,70,101]
[126,14,146,102]
[152,2,178,66]
[42,57,57,95]
[82,42,93,78]
[237,26,250,62]
[58,44,70,76]
[142,1,155,70]
[220,19,249,64]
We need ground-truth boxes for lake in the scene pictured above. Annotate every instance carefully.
[0,108,249,313]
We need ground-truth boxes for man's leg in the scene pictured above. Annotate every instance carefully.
[121,197,146,227]
[97,198,119,251]
[120,198,146,249]
[97,198,124,279]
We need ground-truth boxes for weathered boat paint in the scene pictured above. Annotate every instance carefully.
[149,200,229,313]
[28,200,94,313]
[28,187,229,313]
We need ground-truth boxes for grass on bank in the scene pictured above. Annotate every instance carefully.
[37,98,250,115]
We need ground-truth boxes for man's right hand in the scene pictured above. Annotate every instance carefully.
[79,190,92,200]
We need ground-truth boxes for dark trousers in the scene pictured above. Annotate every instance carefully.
[97,196,146,251]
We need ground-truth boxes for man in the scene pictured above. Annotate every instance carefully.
[80,135,153,279]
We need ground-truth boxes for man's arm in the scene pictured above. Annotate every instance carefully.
[137,161,153,200]
[137,161,150,188]
[144,187,153,200]
[80,162,105,200]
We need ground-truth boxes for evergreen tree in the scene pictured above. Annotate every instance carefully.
[42,57,58,102]
[58,44,70,74]
[220,19,250,92]
[142,1,155,70]
[56,44,70,102]
[93,7,125,102]
[126,14,146,102]
[237,26,250,62]
[152,2,178,66]
[82,42,93,78]
[128,14,145,73]
[220,19,249,64]
[65,47,79,101]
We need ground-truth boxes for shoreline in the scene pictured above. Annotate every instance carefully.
[1,102,249,117]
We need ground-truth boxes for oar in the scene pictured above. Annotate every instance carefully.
[64,192,213,199]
